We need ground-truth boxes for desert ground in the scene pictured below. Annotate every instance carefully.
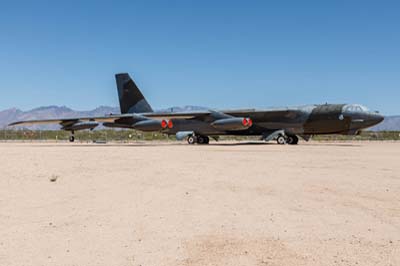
[0,141,399,266]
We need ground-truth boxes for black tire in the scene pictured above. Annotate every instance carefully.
[204,136,210,144]
[187,136,197,145]
[277,135,286,145]
[198,136,205,144]
[287,135,299,145]
[69,136,75,143]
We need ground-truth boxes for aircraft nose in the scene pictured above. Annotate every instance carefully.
[370,113,384,126]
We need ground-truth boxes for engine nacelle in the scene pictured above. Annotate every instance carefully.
[62,122,99,131]
[103,122,132,129]
[211,117,252,131]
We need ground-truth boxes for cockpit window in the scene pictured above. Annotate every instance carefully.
[360,105,370,112]
[344,104,369,112]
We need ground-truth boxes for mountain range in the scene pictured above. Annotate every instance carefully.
[0,106,399,131]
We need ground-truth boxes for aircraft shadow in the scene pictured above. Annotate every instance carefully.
[11,141,362,148]
[208,142,274,146]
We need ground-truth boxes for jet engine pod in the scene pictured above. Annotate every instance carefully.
[211,117,252,131]
[62,122,99,131]
[161,120,174,129]
[103,122,132,129]
[167,120,174,129]
[132,119,172,132]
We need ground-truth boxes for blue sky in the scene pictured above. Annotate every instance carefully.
[0,1,399,115]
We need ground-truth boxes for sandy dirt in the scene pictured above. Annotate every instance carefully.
[0,141,399,266]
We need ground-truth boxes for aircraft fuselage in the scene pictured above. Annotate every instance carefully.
[162,104,383,138]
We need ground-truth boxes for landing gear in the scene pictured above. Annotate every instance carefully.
[187,135,210,145]
[197,136,210,144]
[187,135,197,145]
[276,135,286,145]
[276,134,298,145]
[69,131,75,143]
[198,136,206,144]
[286,135,299,145]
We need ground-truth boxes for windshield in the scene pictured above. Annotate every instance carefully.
[344,104,370,112]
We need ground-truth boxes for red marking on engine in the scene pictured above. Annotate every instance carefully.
[247,118,253,127]
[168,120,174,129]
[161,120,168,129]
[242,118,248,126]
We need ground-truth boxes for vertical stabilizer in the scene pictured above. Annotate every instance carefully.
[115,73,154,114]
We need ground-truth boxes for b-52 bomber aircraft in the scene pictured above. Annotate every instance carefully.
[9,73,384,145]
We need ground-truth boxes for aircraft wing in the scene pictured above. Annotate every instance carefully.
[141,111,212,120]
[8,108,307,131]
[8,114,134,127]
[142,108,306,121]
[8,111,213,127]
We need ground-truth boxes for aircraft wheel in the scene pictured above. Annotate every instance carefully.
[277,135,286,145]
[69,136,75,143]
[187,136,197,145]
[197,136,205,144]
[287,135,299,145]
[196,136,210,145]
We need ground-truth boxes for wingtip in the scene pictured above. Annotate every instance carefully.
[7,121,24,127]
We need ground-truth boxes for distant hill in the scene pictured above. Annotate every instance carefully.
[158,106,208,113]
[370,116,400,131]
[1,106,398,131]
[0,106,119,130]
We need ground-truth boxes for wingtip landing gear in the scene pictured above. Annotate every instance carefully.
[69,131,75,143]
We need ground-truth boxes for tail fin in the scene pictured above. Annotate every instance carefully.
[115,73,154,114]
